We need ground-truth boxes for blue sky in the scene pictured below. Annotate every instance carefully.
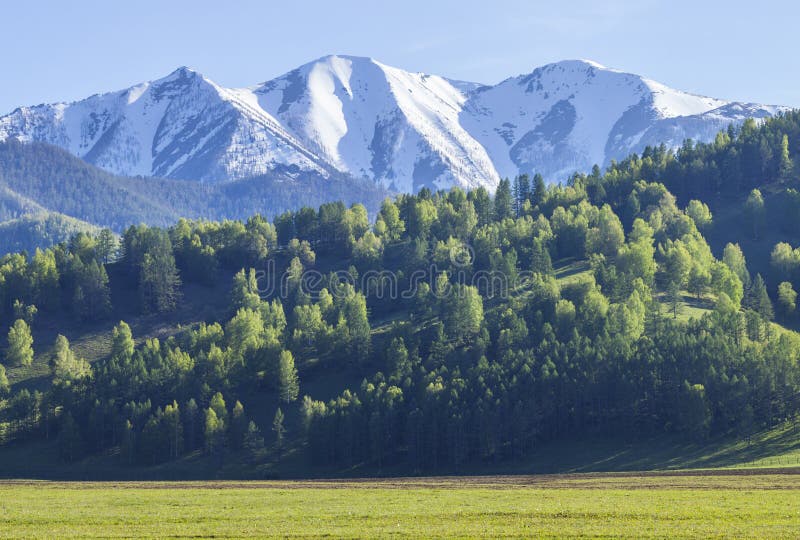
[1,0,798,114]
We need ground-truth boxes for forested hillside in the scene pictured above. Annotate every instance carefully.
[0,139,389,252]
[0,112,800,476]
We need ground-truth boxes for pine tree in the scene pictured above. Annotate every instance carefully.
[120,419,135,465]
[110,321,135,365]
[229,400,247,449]
[778,281,797,320]
[387,337,411,385]
[779,134,792,181]
[469,187,492,227]
[204,408,224,455]
[744,189,765,240]
[272,408,286,455]
[231,268,261,311]
[243,421,265,463]
[139,231,181,313]
[531,237,553,275]
[182,398,201,451]
[12,300,37,325]
[667,280,682,319]
[58,412,84,463]
[163,401,183,459]
[512,174,530,216]
[756,279,774,322]
[209,392,228,425]
[77,261,112,321]
[532,173,547,208]
[0,363,9,397]
[96,228,118,264]
[278,350,299,403]
[493,179,514,221]
[50,334,91,385]
[723,243,751,290]
[6,319,33,367]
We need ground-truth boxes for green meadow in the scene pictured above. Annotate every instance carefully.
[1,472,798,538]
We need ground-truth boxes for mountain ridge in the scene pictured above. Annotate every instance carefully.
[0,57,787,191]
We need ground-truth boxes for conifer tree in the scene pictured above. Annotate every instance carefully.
[50,334,91,385]
[493,179,514,221]
[6,319,33,367]
[779,134,792,180]
[278,350,299,403]
[532,173,547,207]
[778,281,797,320]
[0,363,9,397]
[204,408,224,455]
[230,400,247,449]
[272,408,286,455]
[58,412,84,462]
[243,421,265,462]
[209,392,228,425]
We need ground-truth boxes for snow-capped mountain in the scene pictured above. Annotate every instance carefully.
[0,56,785,191]
[462,60,782,181]
[254,56,499,192]
[0,67,328,182]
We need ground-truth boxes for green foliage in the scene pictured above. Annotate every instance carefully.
[685,200,713,230]
[493,179,514,221]
[777,281,797,320]
[243,420,265,462]
[57,412,84,463]
[745,189,765,239]
[723,243,751,290]
[277,350,299,403]
[0,212,99,255]
[587,204,625,257]
[204,407,224,456]
[678,382,711,440]
[4,112,800,476]
[375,198,405,242]
[50,335,91,386]
[5,319,33,366]
[0,363,9,397]
[272,407,285,452]
[126,226,181,313]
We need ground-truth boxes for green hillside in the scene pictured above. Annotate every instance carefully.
[0,139,390,254]
[0,212,99,255]
[1,112,800,479]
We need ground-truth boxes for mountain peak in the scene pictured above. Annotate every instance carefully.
[158,65,205,83]
[0,57,786,190]
[305,54,376,68]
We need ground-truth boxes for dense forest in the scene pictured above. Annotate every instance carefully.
[1,111,800,474]
[0,138,389,252]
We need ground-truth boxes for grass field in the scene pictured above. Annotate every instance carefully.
[0,472,798,538]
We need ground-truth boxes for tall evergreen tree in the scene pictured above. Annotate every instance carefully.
[204,408,224,456]
[230,400,247,450]
[745,189,766,240]
[777,281,797,320]
[278,350,300,403]
[512,174,530,216]
[0,363,9,397]
[493,179,514,221]
[532,173,547,208]
[138,230,181,313]
[779,134,793,181]
[5,319,33,367]
[272,408,286,455]
[57,412,84,462]
[243,421,265,463]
